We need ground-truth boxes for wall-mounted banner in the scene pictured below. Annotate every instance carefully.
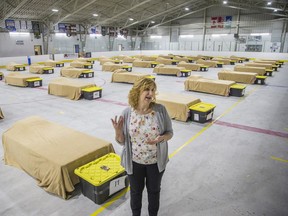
[5,19,16,31]
[211,16,232,29]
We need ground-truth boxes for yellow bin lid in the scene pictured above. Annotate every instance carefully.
[26,78,42,82]
[256,75,267,79]
[189,102,216,112]
[82,70,93,73]
[82,86,102,92]
[74,153,125,186]
[146,75,155,79]
[230,84,246,90]
[43,67,53,70]
[181,69,191,72]
[122,66,132,68]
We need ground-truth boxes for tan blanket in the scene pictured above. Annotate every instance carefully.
[234,65,266,76]
[44,60,64,67]
[123,56,136,63]
[29,64,52,74]
[184,75,235,96]
[254,60,277,65]
[156,92,201,122]
[132,60,154,68]
[173,56,189,63]
[155,57,174,65]
[0,108,4,119]
[70,61,92,68]
[218,70,257,84]
[60,66,89,78]
[6,62,25,71]
[102,62,129,72]
[142,56,158,61]
[5,72,39,87]
[48,77,95,100]
[245,63,273,70]
[177,62,203,71]
[99,58,114,65]
[211,58,231,65]
[111,70,150,83]
[158,55,173,59]
[153,65,185,76]
[196,59,217,67]
[2,116,114,199]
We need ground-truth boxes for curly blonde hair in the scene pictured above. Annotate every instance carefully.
[128,77,157,110]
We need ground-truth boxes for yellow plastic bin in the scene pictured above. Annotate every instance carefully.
[254,75,267,85]
[74,153,129,204]
[122,65,132,72]
[79,70,94,78]
[43,67,54,74]
[26,78,43,87]
[82,86,102,100]
[180,69,191,77]
[189,102,216,123]
[230,84,246,97]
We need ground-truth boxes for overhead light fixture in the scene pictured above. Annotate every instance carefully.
[250,33,269,36]
[90,33,102,37]
[52,9,59,12]
[55,33,67,37]
[9,32,30,35]
[267,2,272,5]
[93,14,98,17]
[223,1,227,4]
[150,35,162,39]
[151,21,155,24]
[274,9,278,12]
[129,18,134,21]
[185,7,189,11]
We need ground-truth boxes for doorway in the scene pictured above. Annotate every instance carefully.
[34,45,42,55]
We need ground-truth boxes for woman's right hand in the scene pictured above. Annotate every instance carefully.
[111,115,124,131]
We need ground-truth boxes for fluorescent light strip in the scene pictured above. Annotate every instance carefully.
[90,34,102,37]
[150,35,162,39]
[9,32,30,35]
[212,34,228,37]
[180,35,194,38]
[250,33,269,36]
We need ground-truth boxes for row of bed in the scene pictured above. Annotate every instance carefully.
[1,54,284,201]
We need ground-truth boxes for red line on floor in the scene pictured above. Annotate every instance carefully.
[97,98,128,106]
[214,120,288,138]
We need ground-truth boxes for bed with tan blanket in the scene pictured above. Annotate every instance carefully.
[184,75,235,96]
[218,70,257,84]
[142,56,158,61]
[132,60,155,68]
[102,62,130,72]
[99,58,115,65]
[5,72,40,87]
[245,63,273,70]
[44,60,64,67]
[29,64,54,74]
[196,59,218,67]
[155,57,174,65]
[156,92,201,122]
[123,56,136,63]
[211,58,233,65]
[2,116,114,199]
[60,66,93,78]
[76,57,95,64]
[173,56,189,63]
[234,65,266,76]
[177,62,205,71]
[153,65,185,76]
[6,62,26,71]
[48,77,96,100]
[0,108,4,119]
[70,61,93,69]
[111,69,151,83]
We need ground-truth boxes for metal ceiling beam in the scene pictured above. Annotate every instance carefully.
[98,0,152,25]
[54,0,100,25]
[3,0,30,20]
[142,4,215,32]
[119,0,203,29]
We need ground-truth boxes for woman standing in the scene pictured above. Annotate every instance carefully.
[111,77,173,216]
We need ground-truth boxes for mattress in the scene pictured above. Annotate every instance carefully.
[60,66,89,78]
[156,92,201,122]
[153,65,185,76]
[48,77,95,100]
[218,70,257,84]
[184,75,235,96]
[234,65,266,76]
[102,62,129,72]
[111,69,150,83]
[4,72,40,87]
[2,116,114,199]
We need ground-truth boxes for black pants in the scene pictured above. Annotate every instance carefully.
[128,161,164,216]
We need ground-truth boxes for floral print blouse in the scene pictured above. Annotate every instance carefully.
[129,110,160,164]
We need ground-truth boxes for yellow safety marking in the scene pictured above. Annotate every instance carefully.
[270,156,288,163]
[90,187,130,216]
[90,86,259,215]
